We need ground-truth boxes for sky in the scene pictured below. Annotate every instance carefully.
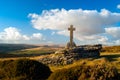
[0,0,120,45]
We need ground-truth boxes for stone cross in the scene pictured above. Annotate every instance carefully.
[68,25,75,48]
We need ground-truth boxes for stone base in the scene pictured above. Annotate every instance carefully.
[38,44,102,65]
[65,41,76,49]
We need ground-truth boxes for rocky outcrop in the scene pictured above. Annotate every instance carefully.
[38,44,102,65]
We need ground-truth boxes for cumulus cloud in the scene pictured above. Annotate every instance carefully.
[117,4,120,9]
[28,8,120,45]
[29,9,120,34]
[0,27,29,41]
[105,27,120,38]
[115,40,120,44]
[0,27,44,43]
[31,33,44,40]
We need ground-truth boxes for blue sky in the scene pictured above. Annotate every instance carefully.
[0,0,120,45]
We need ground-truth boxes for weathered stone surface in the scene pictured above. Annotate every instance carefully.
[38,44,102,66]
[65,41,76,49]
[67,25,76,48]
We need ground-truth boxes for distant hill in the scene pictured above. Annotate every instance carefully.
[0,44,61,58]
[0,44,39,54]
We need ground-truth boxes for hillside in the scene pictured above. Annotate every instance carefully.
[0,44,40,54]
[0,44,60,58]
[0,45,120,79]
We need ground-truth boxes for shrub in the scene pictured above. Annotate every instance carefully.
[48,59,119,80]
[0,59,51,80]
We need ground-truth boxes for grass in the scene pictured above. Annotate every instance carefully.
[10,47,57,54]
[0,44,39,54]
[49,58,93,72]
[49,46,120,74]
[101,46,120,53]
[0,59,51,80]
[48,46,120,80]
[100,46,120,73]
[0,45,120,79]
[0,47,58,58]
[48,58,119,80]
[100,52,120,73]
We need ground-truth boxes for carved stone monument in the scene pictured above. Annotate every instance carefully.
[66,25,76,48]
[38,25,102,65]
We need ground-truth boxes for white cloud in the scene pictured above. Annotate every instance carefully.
[29,8,120,34]
[98,36,108,42]
[0,27,44,43]
[117,4,120,9]
[115,40,120,44]
[28,8,120,45]
[28,13,39,19]
[31,33,44,40]
[57,30,69,36]
[105,27,120,38]
[0,27,30,41]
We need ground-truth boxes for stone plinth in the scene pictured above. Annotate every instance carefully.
[38,44,102,66]
[65,41,76,49]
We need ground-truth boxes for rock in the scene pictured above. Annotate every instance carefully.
[65,41,76,49]
[38,44,102,66]
[55,49,68,54]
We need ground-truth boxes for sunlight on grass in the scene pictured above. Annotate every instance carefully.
[48,57,119,80]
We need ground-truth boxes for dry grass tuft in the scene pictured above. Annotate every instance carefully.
[49,58,120,80]
[0,59,51,80]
